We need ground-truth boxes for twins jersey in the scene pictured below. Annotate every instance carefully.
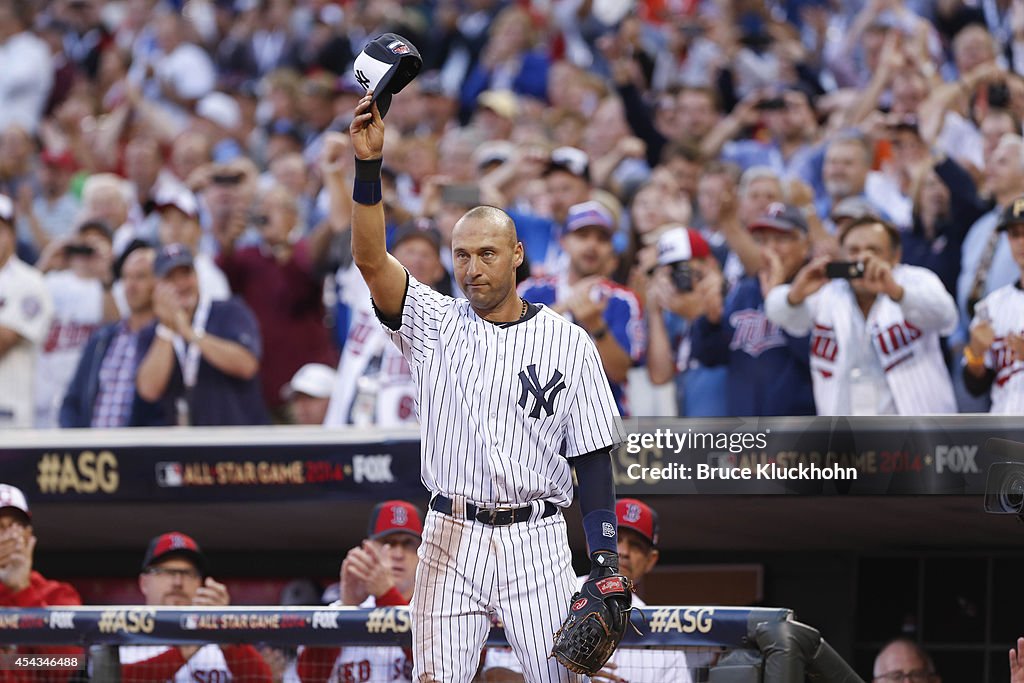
[518,274,644,415]
[0,256,53,428]
[34,270,104,427]
[765,265,958,415]
[971,283,1024,413]
[379,272,621,507]
[324,308,417,427]
[482,591,696,683]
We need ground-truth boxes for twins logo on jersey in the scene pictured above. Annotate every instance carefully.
[872,320,922,372]
[729,310,787,357]
[517,364,566,418]
[991,335,1024,386]
[810,324,838,375]
[43,321,99,353]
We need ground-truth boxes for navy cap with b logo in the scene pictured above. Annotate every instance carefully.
[352,33,422,118]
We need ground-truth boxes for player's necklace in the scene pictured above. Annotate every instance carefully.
[519,298,528,319]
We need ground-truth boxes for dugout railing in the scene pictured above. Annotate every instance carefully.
[0,605,864,682]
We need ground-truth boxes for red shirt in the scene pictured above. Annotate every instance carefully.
[0,572,83,683]
[217,241,338,410]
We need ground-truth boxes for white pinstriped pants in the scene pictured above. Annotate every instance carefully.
[411,497,587,683]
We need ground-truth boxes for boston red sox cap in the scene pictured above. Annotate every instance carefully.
[352,33,423,119]
[616,498,659,546]
[142,531,207,575]
[367,500,424,540]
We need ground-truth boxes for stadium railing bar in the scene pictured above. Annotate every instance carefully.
[0,605,864,682]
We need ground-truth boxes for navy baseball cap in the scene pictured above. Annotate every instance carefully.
[352,33,423,118]
[142,531,207,575]
[564,201,615,236]
[155,243,195,278]
[545,147,590,182]
[367,500,423,541]
[997,195,1024,231]
[749,202,808,234]
[392,217,442,252]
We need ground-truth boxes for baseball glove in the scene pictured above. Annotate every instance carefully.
[550,551,634,676]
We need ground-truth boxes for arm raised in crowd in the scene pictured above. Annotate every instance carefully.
[347,94,409,318]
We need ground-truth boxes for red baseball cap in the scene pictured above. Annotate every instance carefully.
[142,531,207,575]
[616,498,659,546]
[367,500,423,540]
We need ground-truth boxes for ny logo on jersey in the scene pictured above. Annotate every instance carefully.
[517,364,566,418]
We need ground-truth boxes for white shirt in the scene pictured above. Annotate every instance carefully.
[971,283,1024,414]
[0,256,53,427]
[119,645,230,683]
[34,270,104,428]
[0,31,54,132]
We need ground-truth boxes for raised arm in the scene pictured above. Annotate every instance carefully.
[347,94,409,318]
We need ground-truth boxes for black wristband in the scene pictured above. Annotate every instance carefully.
[354,157,383,181]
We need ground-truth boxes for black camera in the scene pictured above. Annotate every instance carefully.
[982,439,1024,514]
[989,81,1011,109]
[670,261,694,292]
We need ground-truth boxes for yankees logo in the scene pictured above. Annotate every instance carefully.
[354,69,371,90]
[517,364,567,418]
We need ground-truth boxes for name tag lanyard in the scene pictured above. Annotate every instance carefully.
[171,298,212,426]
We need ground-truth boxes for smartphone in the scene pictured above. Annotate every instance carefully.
[64,243,96,257]
[211,172,244,186]
[441,183,480,207]
[756,97,786,111]
[825,261,865,279]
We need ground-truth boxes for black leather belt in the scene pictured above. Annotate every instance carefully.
[430,495,557,526]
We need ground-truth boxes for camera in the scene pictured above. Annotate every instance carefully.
[982,439,1024,514]
[989,81,1011,109]
[825,261,865,279]
[670,261,694,292]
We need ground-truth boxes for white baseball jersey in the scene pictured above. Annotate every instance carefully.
[378,272,621,683]
[323,308,417,427]
[119,644,230,682]
[381,273,621,507]
[482,590,697,683]
[34,270,104,427]
[302,596,412,682]
[0,256,53,428]
[765,265,958,415]
[970,283,1024,413]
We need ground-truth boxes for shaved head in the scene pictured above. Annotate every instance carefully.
[454,205,518,246]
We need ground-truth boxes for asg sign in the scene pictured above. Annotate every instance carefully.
[935,445,979,474]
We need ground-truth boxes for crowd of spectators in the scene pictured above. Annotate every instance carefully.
[2,0,1024,427]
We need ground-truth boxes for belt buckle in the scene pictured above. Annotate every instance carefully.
[480,506,514,525]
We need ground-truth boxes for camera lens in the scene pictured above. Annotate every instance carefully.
[999,473,1024,512]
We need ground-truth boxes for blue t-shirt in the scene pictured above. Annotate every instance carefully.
[139,298,269,426]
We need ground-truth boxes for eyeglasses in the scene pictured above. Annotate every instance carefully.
[251,214,269,226]
[874,670,936,682]
[144,566,201,581]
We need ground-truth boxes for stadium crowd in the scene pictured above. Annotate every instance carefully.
[2,0,1024,428]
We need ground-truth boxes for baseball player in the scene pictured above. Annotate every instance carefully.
[963,198,1024,413]
[297,500,422,682]
[482,498,702,683]
[331,91,623,683]
[765,216,958,415]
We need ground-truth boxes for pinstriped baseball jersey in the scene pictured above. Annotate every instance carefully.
[379,272,621,506]
[971,283,1024,413]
